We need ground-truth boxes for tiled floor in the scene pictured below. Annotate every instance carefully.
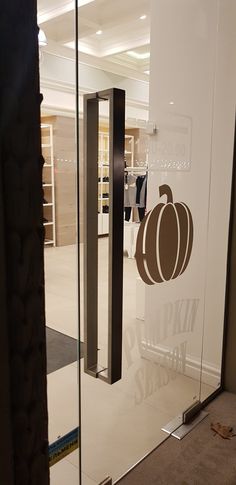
[45,240,217,484]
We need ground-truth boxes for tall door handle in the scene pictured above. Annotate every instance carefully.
[83,88,125,384]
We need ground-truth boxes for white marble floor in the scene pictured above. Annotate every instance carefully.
[45,240,216,485]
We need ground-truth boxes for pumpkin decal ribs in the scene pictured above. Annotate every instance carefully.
[135,184,193,285]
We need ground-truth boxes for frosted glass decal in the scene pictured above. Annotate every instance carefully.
[135,185,193,284]
[148,114,192,172]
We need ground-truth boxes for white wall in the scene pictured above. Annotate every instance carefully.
[145,0,236,392]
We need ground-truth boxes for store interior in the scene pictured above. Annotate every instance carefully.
[37,1,223,484]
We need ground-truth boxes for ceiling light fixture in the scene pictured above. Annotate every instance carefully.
[127,50,150,60]
[140,14,147,20]
[96,30,103,35]
[38,29,48,47]
[144,70,150,75]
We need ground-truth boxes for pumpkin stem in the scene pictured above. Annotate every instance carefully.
[159,184,173,203]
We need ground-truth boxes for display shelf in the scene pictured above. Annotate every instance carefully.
[125,135,134,166]
[98,131,134,236]
[41,123,56,247]
[98,131,109,235]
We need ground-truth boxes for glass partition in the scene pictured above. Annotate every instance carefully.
[38,1,80,483]
[36,0,229,483]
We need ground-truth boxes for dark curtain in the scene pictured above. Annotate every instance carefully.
[0,1,49,483]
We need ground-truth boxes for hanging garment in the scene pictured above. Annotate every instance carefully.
[136,175,147,208]
[138,207,145,222]
[124,174,137,207]
[124,207,132,221]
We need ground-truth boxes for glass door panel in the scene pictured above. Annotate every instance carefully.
[38,0,80,483]
[78,0,221,483]
[80,104,203,484]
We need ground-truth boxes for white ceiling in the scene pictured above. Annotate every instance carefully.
[37,0,151,78]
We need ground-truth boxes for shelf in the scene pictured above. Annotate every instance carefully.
[97,131,134,236]
[41,122,56,248]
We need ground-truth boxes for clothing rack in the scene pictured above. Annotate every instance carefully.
[124,165,148,173]
[124,167,147,223]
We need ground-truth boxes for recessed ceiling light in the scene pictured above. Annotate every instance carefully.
[96,30,103,35]
[127,50,150,60]
[140,15,147,20]
[169,101,174,105]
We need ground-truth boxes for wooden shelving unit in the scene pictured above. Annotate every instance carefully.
[98,132,109,235]
[41,123,56,246]
[125,134,135,166]
[98,132,134,236]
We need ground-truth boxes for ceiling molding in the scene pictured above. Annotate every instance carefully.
[42,40,149,82]
[42,103,148,127]
[40,78,149,113]
[41,104,76,118]
[79,53,149,82]
[41,78,75,94]
[38,0,95,25]
[78,34,150,58]
[41,39,75,60]
[38,2,74,25]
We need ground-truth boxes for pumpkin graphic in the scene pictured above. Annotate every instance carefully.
[135,184,193,285]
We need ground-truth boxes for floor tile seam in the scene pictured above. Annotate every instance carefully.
[64,456,80,471]
[65,457,97,484]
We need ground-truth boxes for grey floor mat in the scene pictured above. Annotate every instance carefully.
[118,392,236,485]
[46,327,84,374]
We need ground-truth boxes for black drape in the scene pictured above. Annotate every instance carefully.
[0,1,49,483]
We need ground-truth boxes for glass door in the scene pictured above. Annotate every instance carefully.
[79,94,205,485]
[38,0,226,483]
[77,1,223,484]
